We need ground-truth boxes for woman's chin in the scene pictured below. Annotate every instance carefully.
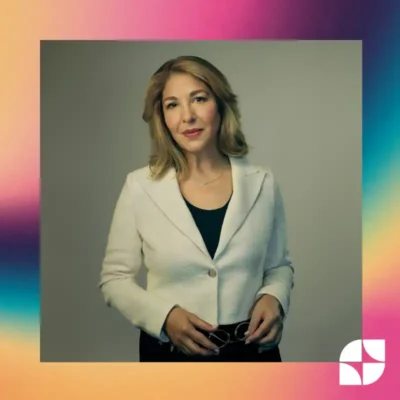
[181,141,210,154]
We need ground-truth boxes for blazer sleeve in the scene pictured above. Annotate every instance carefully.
[256,175,295,319]
[98,173,177,342]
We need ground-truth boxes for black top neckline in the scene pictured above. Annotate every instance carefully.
[183,193,233,212]
[182,193,232,259]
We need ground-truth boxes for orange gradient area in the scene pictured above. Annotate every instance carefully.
[0,333,313,400]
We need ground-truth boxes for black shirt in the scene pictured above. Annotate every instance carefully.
[183,195,232,259]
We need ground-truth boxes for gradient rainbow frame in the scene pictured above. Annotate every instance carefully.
[0,1,399,398]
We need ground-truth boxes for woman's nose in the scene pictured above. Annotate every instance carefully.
[181,105,196,123]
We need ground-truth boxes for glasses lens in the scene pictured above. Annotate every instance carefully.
[208,330,229,347]
[235,323,249,340]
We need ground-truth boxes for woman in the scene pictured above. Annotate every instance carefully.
[99,56,294,362]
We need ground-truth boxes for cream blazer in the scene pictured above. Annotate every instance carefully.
[99,156,294,342]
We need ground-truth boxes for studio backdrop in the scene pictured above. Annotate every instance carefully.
[40,40,362,362]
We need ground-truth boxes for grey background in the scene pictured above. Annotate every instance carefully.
[40,41,362,362]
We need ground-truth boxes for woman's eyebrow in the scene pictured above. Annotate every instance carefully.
[163,89,209,103]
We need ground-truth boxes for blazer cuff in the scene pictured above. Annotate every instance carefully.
[147,302,180,342]
[255,287,289,321]
[100,279,179,342]
[158,304,180,342]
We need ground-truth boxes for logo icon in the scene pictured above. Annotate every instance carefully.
[339,339,385,385]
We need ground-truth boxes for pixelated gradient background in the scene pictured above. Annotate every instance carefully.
[0,1,399,399]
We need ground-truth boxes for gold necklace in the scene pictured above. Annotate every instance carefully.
[193,171,223,186]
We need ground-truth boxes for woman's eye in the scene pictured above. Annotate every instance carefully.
[194,96,207,103]
[165,97,207,109]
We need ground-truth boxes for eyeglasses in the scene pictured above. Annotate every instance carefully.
[165,321,250,353]
[206,321,250,350]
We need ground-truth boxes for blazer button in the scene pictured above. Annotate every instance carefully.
[208,269,217,278]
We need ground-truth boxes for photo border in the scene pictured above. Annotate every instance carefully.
[1,1,399,398]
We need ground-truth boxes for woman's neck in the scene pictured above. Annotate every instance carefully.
[185,151,230,178]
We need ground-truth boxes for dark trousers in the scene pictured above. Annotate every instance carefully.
[139,327,282,362]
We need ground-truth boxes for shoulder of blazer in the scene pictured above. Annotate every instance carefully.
[237,159,279,200]
[236,157,274,181]
[126,165,152,182]
[125,164,175,189]
[120,165,152,198]
[226,155,273,178]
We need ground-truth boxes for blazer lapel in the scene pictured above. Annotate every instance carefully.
[135,156,266,262]
[213,157,266,261]
[136,166,210,258]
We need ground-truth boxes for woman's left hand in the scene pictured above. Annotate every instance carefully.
[245,294,284,347]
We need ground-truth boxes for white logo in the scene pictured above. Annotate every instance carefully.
[339,339,385,385]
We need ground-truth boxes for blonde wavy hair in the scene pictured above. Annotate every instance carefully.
[142,55,249,180]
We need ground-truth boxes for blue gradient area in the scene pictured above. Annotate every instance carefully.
[362,4,400,218]
[0,224,40,329]
[0,267,39,329]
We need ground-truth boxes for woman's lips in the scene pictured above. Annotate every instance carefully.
[183,129,203,138]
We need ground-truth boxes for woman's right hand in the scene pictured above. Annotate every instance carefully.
[164,307,220,356]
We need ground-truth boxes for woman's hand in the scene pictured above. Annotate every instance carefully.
[245,294,284,348]
[164,307,220,356]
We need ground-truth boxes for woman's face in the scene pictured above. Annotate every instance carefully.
[162,73,221,155]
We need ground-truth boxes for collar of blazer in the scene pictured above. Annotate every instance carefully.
[135,156,268,262]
